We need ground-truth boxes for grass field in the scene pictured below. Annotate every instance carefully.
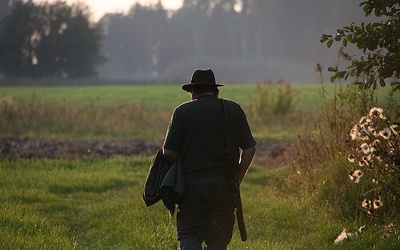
[1,83,399,249]
[0,157,378,250]
[0,83,302,140]
[1,83,397,140]
[0,83,374,108]
[1,82,395,107]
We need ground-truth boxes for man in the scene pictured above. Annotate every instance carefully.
[163,68,256,250]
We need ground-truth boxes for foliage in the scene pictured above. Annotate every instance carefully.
[0,1,104,79]
[347,107,400,221]
[249,80,298,122]
[320,0,400,90]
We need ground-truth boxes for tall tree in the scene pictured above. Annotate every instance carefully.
[0,0,104,79]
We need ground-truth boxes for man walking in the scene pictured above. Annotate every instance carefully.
[163,68,256,250]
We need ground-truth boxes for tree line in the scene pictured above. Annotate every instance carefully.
[0,0,380,82]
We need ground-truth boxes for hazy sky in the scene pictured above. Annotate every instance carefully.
[35,0,183,20]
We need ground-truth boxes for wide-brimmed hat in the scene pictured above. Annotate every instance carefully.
[181,68,224,92]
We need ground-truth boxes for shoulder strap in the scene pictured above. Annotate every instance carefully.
[219,98,231,150]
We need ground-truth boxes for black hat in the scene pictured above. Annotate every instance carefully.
[181,68,224,92]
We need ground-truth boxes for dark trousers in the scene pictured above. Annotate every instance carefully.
[177,178,234,250]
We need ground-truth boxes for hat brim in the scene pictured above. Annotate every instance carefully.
[181,83,224,92]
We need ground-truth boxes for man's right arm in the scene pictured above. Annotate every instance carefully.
[238,146,256,184]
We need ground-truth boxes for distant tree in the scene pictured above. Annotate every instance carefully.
[0,0,12,18]
[321,0,400,90]
[0,0,104,79]
[96,0,383,82]
[99,3,167,79]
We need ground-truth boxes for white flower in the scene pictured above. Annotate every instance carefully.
[362,199,373,214]
[368,107,385,119]
[369,146,377,156]
[372,139,380,145]
[361,156,372,166]
[390,125,398,136]
[350,125,360,140]
[373,197,383,209]
[362,198,382,214]
[359,116,371,126]
[359,143,370,155]
[348,154,356,162]
[334,229,355,245]
[368,126,378,137]
[358,128,370,141]
[348,170,363,183]
[378,128,391,140]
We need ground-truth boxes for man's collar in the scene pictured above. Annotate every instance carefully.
[196,94,215,99]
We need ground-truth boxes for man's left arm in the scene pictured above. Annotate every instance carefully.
[163,148,177,164]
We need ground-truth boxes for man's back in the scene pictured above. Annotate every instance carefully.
[164,95,255,179]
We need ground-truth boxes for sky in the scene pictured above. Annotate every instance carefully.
[35,0,183,21]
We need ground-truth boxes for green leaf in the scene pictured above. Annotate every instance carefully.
[379,78,386,87]
[390,81,400,91]
[320,35,329,43]
[330,75,336,83]
[343,38,348,47]
[327,40,334,48]
[327,67,336,72]
[339,71,347,79]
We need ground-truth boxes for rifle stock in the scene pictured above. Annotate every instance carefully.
[235,183,247,241]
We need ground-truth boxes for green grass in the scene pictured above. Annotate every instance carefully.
[1,83,397,140]
[0,83,347,109]
[0,84,256,110]
[3,157,391,250]
[1,83,395,109]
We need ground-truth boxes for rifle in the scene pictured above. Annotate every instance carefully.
[220,99,247,242]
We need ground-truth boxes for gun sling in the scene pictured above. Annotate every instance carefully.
[219,98,247,242]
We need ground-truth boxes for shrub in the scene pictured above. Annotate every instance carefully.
[249,80,298,123]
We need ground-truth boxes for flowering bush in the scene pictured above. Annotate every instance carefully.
[347,107,399,216]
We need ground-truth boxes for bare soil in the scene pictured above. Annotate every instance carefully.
[0,136,289,168]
